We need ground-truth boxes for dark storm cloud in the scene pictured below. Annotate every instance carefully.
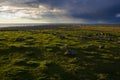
[36,0,120,23]
[65,0,120,23]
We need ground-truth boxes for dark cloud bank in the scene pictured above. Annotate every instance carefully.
[37,0,120,23]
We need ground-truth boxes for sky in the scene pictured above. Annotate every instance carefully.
[0,0,120,24]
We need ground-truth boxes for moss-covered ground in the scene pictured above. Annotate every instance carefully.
[0,26,120,80]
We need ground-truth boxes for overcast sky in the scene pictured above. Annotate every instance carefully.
[0,0,120,23]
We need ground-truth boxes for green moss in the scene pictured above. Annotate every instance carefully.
[0,26,120,80]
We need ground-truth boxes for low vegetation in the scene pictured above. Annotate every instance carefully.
[0,26,120,80]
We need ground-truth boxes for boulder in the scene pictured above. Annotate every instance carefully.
[63,46,77,55]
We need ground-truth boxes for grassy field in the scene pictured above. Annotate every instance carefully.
[0,26,120,80]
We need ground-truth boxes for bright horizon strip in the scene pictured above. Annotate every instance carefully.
[0,18,51,23]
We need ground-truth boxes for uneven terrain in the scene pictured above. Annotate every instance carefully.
[0,25,120,80]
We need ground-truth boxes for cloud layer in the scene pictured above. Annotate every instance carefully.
[0,0,120,23]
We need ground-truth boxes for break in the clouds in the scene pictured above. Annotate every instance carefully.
[0,0,120,23]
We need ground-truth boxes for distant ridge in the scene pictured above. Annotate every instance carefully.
[0,24,120,31]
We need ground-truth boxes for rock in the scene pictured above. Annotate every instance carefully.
[99,44,105,49]
[59,36,65,40]
[117,41,120,44]
[62,45,69,50]
[100,32,105,35]
[64,49,76,55]
[67,49,76,55]
[63,46,76,55]
[15,37,25,42]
